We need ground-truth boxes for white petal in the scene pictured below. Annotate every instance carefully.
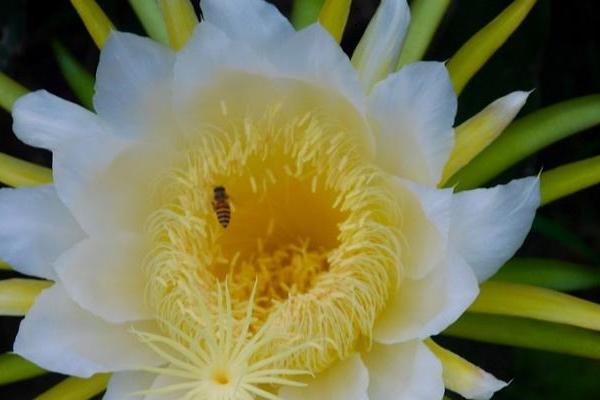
[173,22,271,130]
[464,376,507,400]
[352,0,410,91]
[402,181,453,236]
[458,371,508,400]
[269,24,366,114]
[395,179,453,279]
[55,234,151,323]
[279,354,369,400]
[174,23,374,159]
[104,371,157,400]
[201,0,294,48]
[11,88,141,235]
[362,341,444,400]
[369,62,457,185]
[144,374,186,400]
[95,32,175,139]
[52,132,131,233]
[55,138,171,235]
[12,90,105,151]
[0,185,83,279]
[450,177,540,282]
[374,251,479,343]
[14,284,161,377]
[175,21,269,94]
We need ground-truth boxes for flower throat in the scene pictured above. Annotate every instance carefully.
[143,104,402,377]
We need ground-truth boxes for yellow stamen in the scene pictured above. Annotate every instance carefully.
[70,0,115,49]
[142,108,399,397]
[139,73,400,398]
[135,283,312,400]
[158,0,198,51]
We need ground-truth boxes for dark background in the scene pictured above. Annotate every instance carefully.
[1,0,600,398]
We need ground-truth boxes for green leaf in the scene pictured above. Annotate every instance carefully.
[443,313,600,359]
[493,258,600,291]
[540,155,600,206]
[52,41,95,110]
[35,374,110,400]
[70,0,115,49]
[0,71,28,112]
[0,278,52,316]
[396,0,451,70]
[128,0,169,45]
[507,350,600,399]
[446,0,537,94]
[0,353,46,386]
[0,152,53,187]
[533,215,600,263]
[447,95,600,190]
[470,281,600,331]
[291,0,324,29]
[319,0,352,43]
[158,0,198,51]
[0,260,10,271]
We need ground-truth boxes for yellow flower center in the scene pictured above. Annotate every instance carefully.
[140,74,402,397]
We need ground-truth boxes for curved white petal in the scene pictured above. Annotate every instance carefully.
[55,139,171,235]
[450,177,540,282]
[173,22,271,134]
[14,284,161,377]
[52,132,131,233]
[104,370,157,400]
[269,24,366,114]
[12,90,105,151]
[458,371,508,400]
[279,354,369,400]
[369,62,456,185]
[395,179,453,279]
[352,0,410,91]
[144,374,186,400]
[95,32,175,139]
[175,23,374,159]
[175,21,270,95]
[373,251,479,343]
[460,373,508,400]
[201,0,293,48]
[0,185,83,279]
[362,340,444,400]
[55,234,151,323]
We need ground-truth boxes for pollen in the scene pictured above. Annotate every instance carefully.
[142,79,403,398]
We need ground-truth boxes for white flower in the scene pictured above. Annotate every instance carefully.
[1,0,538,399]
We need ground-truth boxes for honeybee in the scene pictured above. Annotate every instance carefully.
[212,186,231,228]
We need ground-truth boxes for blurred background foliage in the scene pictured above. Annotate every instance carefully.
[1,0,599,398]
